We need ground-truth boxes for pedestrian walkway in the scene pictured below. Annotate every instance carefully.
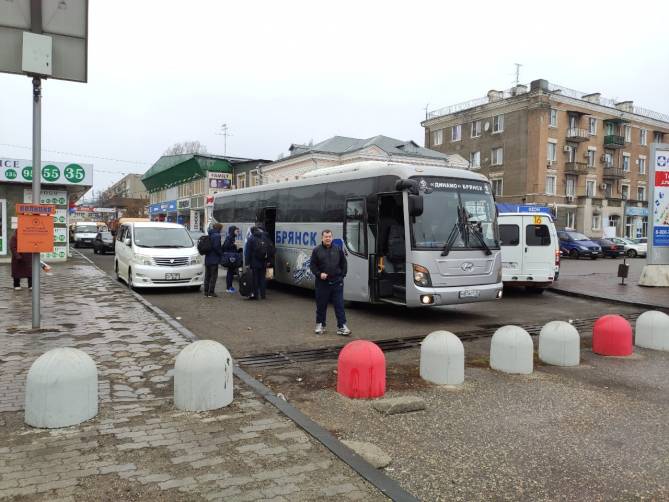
[550,258,669,310]
[0,258,384,501]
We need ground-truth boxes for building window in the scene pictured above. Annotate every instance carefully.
[587,150,596,168]
[606,122,615,136]
[639,157,646,175]
[640,128,647,146]
[545,175,556,195]
[491,178,503,196]
[621,184,629,200]
[469,151,481,169]
[236,173,247,189]
[493,114,504,133]
[566,177,576,196]
[624,125,632,142]
[547,142,557,163]
[586,180,596,197]
[637,186,646,201]
[471,120,481,138]
[622,154,630,172]
[566,210,576,229]
[193,178,206,195]
[250,170,260,186]
[451,125,462,142]
[603,183,612,199]
[549,109,558,128]
[603,151,614,167]
[654,131,664,143]
[588,117,597,135]
[592,215,601,230]
[432,129,443,146]
[491,147,503,166]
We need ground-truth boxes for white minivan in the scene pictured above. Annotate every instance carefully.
[498,212,559,293]
[114,222,204,290]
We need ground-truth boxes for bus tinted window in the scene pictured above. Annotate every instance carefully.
[324,179,376,221]
[233,193,257,221]
[280,185,325,222]
[526,225,551,246]
[499,224,519,246]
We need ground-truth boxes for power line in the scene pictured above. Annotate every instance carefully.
[0,143,151,165]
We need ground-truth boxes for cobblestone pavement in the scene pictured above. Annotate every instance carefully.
[551,258,669,309]
[0,259,384,501]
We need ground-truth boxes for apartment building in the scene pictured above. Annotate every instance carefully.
[421,79,669,238]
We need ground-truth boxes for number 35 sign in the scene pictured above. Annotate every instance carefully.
[0,158,92,186]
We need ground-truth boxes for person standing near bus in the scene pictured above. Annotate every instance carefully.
[203,223,224,297]
[309,229,351,336]
[245,225,273,300]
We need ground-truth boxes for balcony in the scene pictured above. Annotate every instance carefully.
[566,128,589,142]
[602,166,625,179]
[604,135,625,148]
[564,161,589,175]
[607,198,622,207]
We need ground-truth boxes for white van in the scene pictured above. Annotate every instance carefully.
[498,212,559,293]
[72,221,100,248]
[114,222,204,290]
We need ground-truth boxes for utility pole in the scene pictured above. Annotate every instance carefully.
[513,63,523,86]
[216,123,232,156]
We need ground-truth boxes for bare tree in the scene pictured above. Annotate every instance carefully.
[164,141,208,156]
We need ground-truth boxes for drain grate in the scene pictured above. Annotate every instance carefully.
[236,312,642,369]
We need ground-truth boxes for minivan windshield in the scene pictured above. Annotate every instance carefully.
[134,227,194,248]
[75,225,98,233]
[567,232,590,241]
[410,177,499,250]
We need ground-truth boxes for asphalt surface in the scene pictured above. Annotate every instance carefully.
[81,248,643,357]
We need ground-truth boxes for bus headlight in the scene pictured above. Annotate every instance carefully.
[413,264,432,287]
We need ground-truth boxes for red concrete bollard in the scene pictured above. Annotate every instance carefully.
[337,340,386,399]
[592,314,633,356]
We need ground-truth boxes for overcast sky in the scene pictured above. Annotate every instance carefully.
[2,0,668,199]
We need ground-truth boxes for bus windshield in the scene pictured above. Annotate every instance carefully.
[410,177,499,250]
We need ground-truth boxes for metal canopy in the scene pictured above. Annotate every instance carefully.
[0,0,88,82]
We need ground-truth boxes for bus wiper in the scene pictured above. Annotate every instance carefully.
[466,220,492,255]
[441,205,467,256]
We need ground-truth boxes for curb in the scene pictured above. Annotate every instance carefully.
[547,287,668,312]
[70,249,418,502]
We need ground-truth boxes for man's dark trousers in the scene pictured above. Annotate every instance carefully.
[204,264,219,294]
[315,280,346,328]
[252,266,267,299]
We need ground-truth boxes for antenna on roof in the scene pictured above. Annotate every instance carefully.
[215,123,233,156]
[424,103,430,120]
[513,63,523,86]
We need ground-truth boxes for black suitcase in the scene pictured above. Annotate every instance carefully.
[238,268,254,297]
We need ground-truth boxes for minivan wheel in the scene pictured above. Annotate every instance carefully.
[627,249,637,258]
[127,268,134,290]
[115,261,121,282]
[590,255,598,260]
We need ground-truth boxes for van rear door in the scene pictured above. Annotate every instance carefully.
[499,218,522,280]
[522,215,554,279]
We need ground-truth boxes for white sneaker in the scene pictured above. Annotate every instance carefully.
[314,323,324,335]
[337,325,352,336]
[14,286,21,291]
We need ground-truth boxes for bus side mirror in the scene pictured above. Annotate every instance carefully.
[395,179,419,195]
[409,194,423,217]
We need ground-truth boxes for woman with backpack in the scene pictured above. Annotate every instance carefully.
[222,225,240,293]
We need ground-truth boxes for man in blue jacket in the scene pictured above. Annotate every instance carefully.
[204,223,224,297]
[245,225,274,300]
[309,229,351,336]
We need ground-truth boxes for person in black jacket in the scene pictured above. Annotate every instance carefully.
[309,229,351,336]
[203,223,224,297]
[222,225,240,293]
[244,225,274,300]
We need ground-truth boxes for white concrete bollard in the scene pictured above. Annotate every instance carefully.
[420,331,464,385]
[25,348,98,428]
[635,311,669,351]
[490,325,533,375]
[174,340,233,411]
[538,321,580,366]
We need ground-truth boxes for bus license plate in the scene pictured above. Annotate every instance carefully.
[165,273,180,280]
[459,289,479,299]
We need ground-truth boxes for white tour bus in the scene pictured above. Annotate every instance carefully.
[212,161,503,307]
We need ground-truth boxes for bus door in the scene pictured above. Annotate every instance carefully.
[343,198,369,302]
[258,207,276,244]
[374,193,406,304]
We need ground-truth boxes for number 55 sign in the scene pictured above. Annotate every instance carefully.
[0,158,92,186]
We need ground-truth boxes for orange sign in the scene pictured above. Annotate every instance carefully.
[17,214,54,253]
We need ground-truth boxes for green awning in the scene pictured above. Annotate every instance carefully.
[141,155,233,192]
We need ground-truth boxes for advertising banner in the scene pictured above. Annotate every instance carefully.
[0,199,6,255]
[24,189,69,262]
[208,171,232,190]
[652,148,669,247]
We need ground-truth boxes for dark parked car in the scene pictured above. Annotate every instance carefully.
[593,238,624,258]
[557,230,601,259]
[93,231,115,254]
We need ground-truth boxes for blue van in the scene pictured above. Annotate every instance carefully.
[557,230,601,259]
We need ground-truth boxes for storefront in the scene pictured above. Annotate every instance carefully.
[149,200,176,222]
[0,157,92,263]
[625,206,649,239]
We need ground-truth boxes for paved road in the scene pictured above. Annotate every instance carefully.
[80,248,643,357]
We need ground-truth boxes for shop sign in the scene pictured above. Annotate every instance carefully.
[208,171,232,190]
[149,200,177,214]
[24,189,68,206]
[1,158,92,186]
[625,207,649,217]
[177,198,190,210]
[206,195,214,206]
